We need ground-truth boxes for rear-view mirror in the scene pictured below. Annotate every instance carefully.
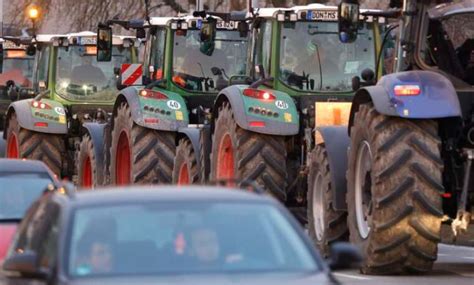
[26,44,36,56]
[238,22,249,38]
[338,0,360,43]
[200,21,216,43]
[97,26,113,62]
[136,28,146,39]
[3,251,49,279]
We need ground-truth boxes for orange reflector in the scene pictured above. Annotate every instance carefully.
[34,122,48,127]
[394,85,421,96]
[144,118,159,124]
[249,121,265,127]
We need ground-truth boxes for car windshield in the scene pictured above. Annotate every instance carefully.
[0,52,34,88]
[0,174,52,220]
[422,13,474,85]
[55,45,132,102]
[172,29,248,92]
[68,201,318,277]
[279,21,376,92]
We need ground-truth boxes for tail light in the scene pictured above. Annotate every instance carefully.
[31,101,52,110]
[34,122,48,127]
[139,89,168,100]
[394,85,421,96]
[243,88,276,101]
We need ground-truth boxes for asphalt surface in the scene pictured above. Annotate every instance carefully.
[334,244,474,285]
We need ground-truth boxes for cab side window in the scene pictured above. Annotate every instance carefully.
[382,25,399,75]
[253,20,272,79]
[148,28,166,80]
[37,201,61,268]
[35,46,50,89]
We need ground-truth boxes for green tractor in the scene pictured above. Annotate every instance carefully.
[179,2,385,255]
[3,32,139,178]
[0,37,37,156]
[75,11,249,188]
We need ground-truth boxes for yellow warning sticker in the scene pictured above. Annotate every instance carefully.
[59,116,66,124]
[176,111,183,121]
[284,113,292,123]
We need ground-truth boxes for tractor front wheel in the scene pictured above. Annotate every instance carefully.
[173,138,199,185]
[307,145,348,257]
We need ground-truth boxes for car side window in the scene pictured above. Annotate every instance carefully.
[37,201,61,268]
[7,200,41,257]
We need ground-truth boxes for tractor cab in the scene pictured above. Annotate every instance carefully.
[0,39,36,127]
[250,4,385,98]
[48,32,139,110]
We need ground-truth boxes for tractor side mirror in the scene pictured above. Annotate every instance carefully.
[136,28,146,39]
[238,22,249,38]
[0,44,3,73]
[338,0,360,43]
[26,44,36,56]
[97,26,113,62]
[200,21,216,43]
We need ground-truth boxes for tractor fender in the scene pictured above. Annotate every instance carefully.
[113,86,189,132]
[177,127,202,171]
[214,85,299,136]
[82,122,107,186]
[315,126,350,211]
[349,71,462,132]
[4,99,68,139]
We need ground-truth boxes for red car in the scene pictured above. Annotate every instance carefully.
[0,159,59,263]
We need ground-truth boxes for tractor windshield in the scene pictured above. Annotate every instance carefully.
[55,45,132,102]
[279,21,376,92]
[0,50,34,88]
[172,29,248,93]
[422,12,474,85]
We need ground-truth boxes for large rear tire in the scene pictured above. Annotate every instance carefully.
[210,102,287,200]
[307,145,348,257]
[6,112,65,176]
[76,134,98,189]
[173,138,199,185]
[347,103,443,274]
[110,102,175,185]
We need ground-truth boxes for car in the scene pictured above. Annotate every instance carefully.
[0,159,60,263]
[2,186,360,284]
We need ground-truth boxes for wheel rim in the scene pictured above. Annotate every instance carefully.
[116,131,131,185]
[82,156,92,189]
[178,163,190,185]
[355,140,373,239]
[216,134,234,180]
[312,172,325,241]
[6,133,19,158]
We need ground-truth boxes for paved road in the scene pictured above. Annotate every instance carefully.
[334,244,474,285]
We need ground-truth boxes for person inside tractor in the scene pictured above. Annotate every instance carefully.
[279,20,376,92]
[56,44,131,101]
[172,27,248,92]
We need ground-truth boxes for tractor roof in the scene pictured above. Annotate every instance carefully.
[428,0,474,19]
[48,31,136,46]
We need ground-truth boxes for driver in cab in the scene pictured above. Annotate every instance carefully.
[70,52,107,88]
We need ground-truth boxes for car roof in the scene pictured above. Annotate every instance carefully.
[69,186,275,207]
[0,159,54,176]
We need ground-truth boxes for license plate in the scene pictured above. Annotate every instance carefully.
[216,21,236,30]
[308,10,338,21]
